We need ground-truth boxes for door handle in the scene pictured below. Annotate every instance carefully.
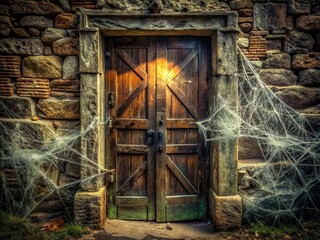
[158,131,163,141]
[158,131,164,152]
[108,92,115,108]
[158,145,163,152]
[146,129,155,146]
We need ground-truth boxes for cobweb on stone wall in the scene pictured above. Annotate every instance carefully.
[0,110,107,220]
[197,48,320,226]
[1,48,320,226]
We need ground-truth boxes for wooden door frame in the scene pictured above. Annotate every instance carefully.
[77,10,242,229]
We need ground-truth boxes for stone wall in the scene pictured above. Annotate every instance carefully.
[0,0,319,224]
[0,0,81,221]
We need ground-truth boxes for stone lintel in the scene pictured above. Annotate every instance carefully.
[210,188,242,230]
[80,73,105,192]
[212,31,238,76]
[74,186,106,228]
[79,29,100,74]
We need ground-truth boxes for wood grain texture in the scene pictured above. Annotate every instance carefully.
[106,36,210,222]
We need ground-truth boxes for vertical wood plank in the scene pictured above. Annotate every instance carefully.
[107,38,118,218]
[147,37,156,220]
[156,37,167,222]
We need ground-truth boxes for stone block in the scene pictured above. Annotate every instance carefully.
[0,119,55,151]
[262,53,291,69]
[44,46,53,56]
[62,56,79,80]
[238,17,253,23]
[37,98,80,120]
[238,9,253,17]
[74,187,106,227]
[292,53,320,70]
[0,78,14,96]
[12,28,30,38]
[259,69,297,86]
[0,24,11,37]
[283,31,315,54]
[0,5,10,16]
[213,31,237,75]
[211,137,238,196]
[42,28,67,43]
[253,3,287,30]
[53,38,78,56]
[55,13,79,29]
[286,16,294,31]
[80,74,105,192]
[16,78,50,99]
[267,39,282,51]
[298,69,320,87]
[0,55,21,78]
[10,0,64,15]
[296,15,320,31]
[0,38,43,55]
[238,37,249,48]
[22,56,62,78]
[80,29,100,73]
[0,96,36,119]
[20,16,53,29]
[238,137,263,159]
[56,0,72,12]
[28,27,40,37]
[288,0,311,14]
[50,79,80,97]
[211,190,242,230]
[229,0,253,10]
[239,23,251,33]
[272,86,320,109]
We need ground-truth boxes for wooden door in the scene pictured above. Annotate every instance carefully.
[106,36,209,222]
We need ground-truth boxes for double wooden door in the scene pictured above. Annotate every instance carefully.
[106,36,209,222]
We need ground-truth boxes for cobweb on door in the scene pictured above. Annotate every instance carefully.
[196,48,320,225]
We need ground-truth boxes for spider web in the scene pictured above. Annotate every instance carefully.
[197,48,320,225]
[0,48,319,225]
[0,111,107,219]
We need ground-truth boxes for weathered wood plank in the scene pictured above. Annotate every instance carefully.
[167,50,198,80]
[147,37,156,221]
[117,161,146,196]
[166,155,198,195]
[116,196,148,206]
[165,203,198,221]
[116,144,148,154]
[116,49,147,80]
[166,144,198,154]
[167,37,198,49]
[116,79,147,117]
[166,119,197,129]
[156,37,167,222]
[167,80,198,119]
[113,119,149,129]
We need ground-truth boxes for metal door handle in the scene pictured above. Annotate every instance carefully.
[108,92,115,108]
[158,131,163,141]
[146,129,155,146]
[158,145,163,152]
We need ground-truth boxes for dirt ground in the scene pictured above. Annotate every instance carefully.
[80,220,223,240]
[78,219,320,240]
